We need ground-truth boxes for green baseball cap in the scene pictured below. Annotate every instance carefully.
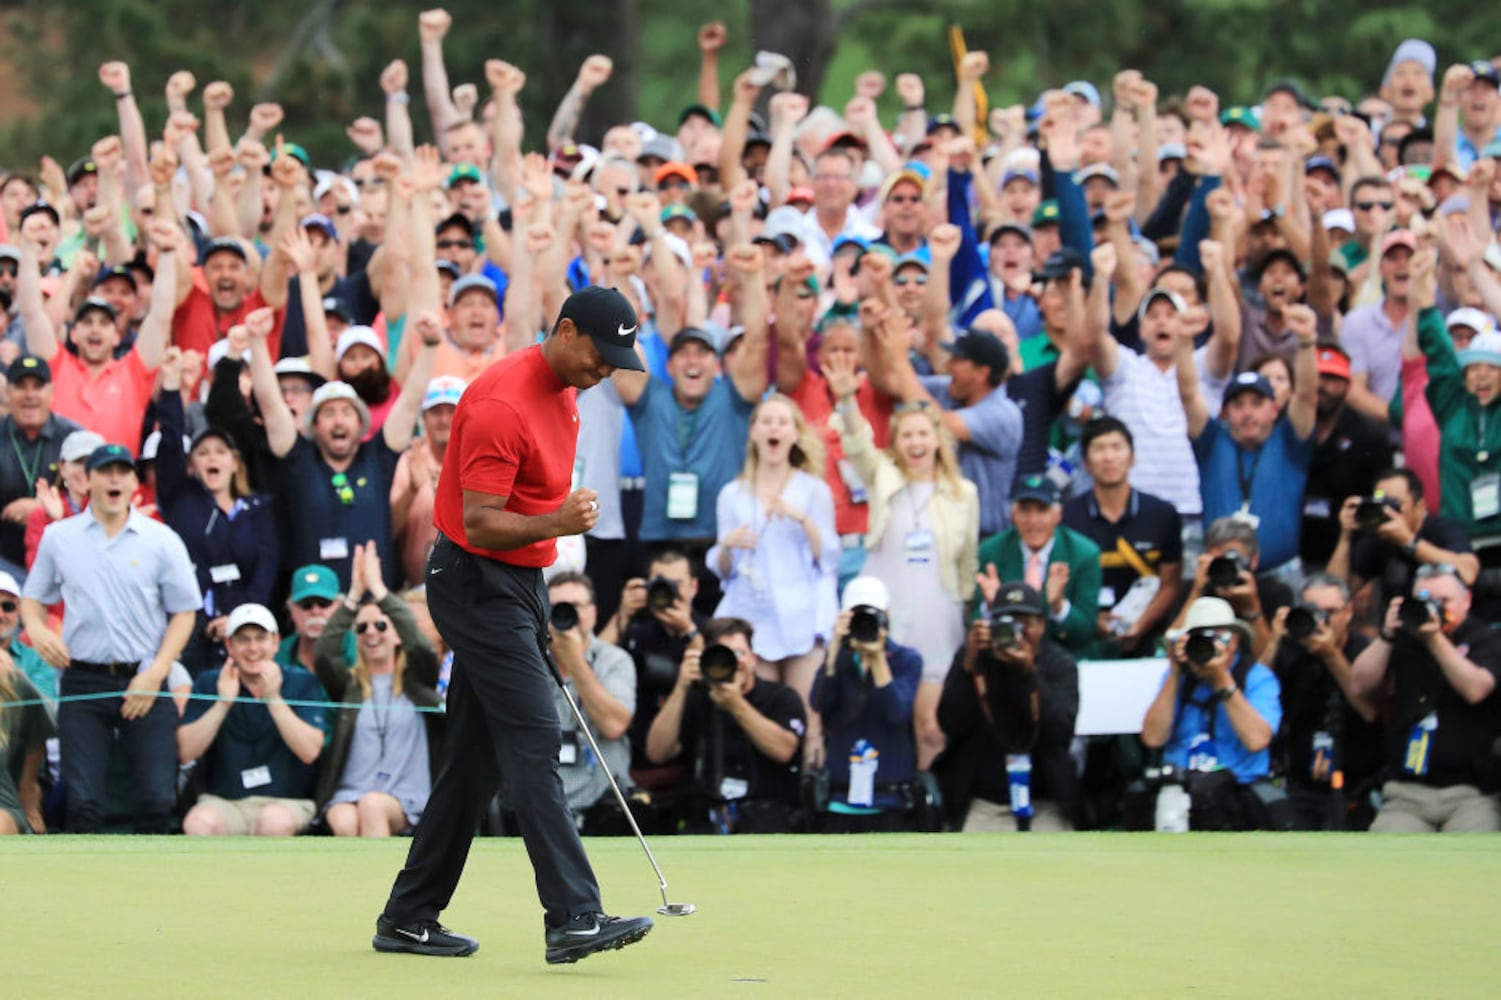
[289,564,340,603]
[445,163,484,189]
[1032,200,1061,227]
[1220,106,1261,132]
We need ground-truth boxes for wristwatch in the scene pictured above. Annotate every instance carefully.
[1215,684,1238,704]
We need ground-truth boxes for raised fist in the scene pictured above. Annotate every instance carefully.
[98,62,131,93]
[577,55,613,92]
[203,81,234,112]
[698,22,728,53]
[418,8,452,43]
[381,59,409,96]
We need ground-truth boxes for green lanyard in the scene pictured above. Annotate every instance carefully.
[675,406,699,460]
[9,425,44,495]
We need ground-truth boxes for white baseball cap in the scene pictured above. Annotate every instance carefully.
[335,325,387,361]
[0,571,20,597]
[60,430,107,464]
[1446,307,1496,337]
[226,603,279,637]
[1321,209,1356,233]
[422,375,466,412]
[305,380,372,436]
[841,576,891,613]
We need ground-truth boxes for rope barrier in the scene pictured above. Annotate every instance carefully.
[0,690,447,713]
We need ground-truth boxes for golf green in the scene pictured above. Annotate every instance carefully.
[4,834,1498,998]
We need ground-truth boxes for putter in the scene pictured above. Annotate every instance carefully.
[548,651,696,917]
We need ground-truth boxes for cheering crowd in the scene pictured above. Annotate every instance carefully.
[1,13,1500,837]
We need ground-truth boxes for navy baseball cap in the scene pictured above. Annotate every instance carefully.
[74,297,117,323]
[557,287,646,372]
[1012,473,1061,507]
[1035,246,1086,282]
[202,236,248,263]
[942,329,1009,374]
[992,581,1046,616]
[1224,371,1277,404]
[85,443,135,472]
[94,265,137,291]
[7,355,50,385]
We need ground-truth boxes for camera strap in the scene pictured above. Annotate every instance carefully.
[1234,443,1263,508]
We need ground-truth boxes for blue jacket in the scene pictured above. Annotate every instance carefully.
[811,639,922,805]
[946,169,995,328]
[156,391,279,618]
[1172,175,1221,277]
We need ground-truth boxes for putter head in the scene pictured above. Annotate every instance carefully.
[658,903,696,916]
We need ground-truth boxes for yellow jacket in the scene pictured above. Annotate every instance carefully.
[834,408,980,602]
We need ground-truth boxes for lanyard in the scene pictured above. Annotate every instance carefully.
[369,684,391,760]
[675,406,699,458]
[9,425,44,495]
[1478,408,1492,464]
[1235,444,1262,507]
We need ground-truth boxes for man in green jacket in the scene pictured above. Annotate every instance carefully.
[973,475,1101,656]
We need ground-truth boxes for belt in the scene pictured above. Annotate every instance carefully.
[840,533,864,550]
[71,660,139,677]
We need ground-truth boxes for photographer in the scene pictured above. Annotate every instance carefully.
[1351,565,1501,832]
[1268,574,1384,830]
[1138,597,1286,831]
[644,617,805,833]
[935,582,1079,832]
[1326,468,1479,616]
[598,549,708,772]
[1170,517,1293,662]
[807,578,924,832]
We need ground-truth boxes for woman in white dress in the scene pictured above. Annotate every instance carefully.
[708,393,839,754]
[828,358,979,769]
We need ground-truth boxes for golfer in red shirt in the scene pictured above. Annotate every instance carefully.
[375,287,653,964]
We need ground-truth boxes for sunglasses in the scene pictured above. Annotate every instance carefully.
[436,239,474,250]
[1354,201,1394,211]
[887,194,923,205]
[658,179,692,191]
[296,597,333,611]
[331,472,355,506]
[0,600,16,613]
[894,274,928,287]
[1415,562,1459,581]
[355,620,390,634]
[0,263,16,277]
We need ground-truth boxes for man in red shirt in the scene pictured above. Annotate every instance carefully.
[170,237,285,362]
[17,220,178,454]
[377,286,654,965]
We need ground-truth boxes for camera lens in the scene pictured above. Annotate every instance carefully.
[1399,595,1437,633]
[1285,605,1318,640]
[848,607,883,644]
[1355,500,1387,531]
[989,612,1021,650]
[1207,555,1241,590]
[550,601,579,632]
[646,577,679,611]
[1184,631,1219,666]
[700,643,738,684]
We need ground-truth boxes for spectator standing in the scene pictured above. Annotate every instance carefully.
[0,356,80,578]
[20,443,201,833]
[0,653,51,834]
[391,376,463,589]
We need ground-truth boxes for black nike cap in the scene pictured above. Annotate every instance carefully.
[556,286,646,372]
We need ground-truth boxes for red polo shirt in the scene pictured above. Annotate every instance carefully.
[786,369,893,536]
[171,282,284,363]
[50,349,157,454]
[434,345,577,567]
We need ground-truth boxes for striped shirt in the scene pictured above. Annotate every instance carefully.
[1101,346,1229,517]
[23,508,202,663]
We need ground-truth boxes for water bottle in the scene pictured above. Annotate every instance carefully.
[1006,754,1034,822]
[1154,765,1190,833]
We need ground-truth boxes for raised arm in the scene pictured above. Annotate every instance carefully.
[1283,303,1319,439]
[1176,315,1210,439]
[89,136,133,266]
[696,22,727,112]
[846,96,901,176]
[724,244,770,403]
[1086,241,1122,379]
[719,70,763,193]
[764,92,809,208]
[384,313,441,453]
[485,59,527,203]
[99,62,149,193]
[418,9,462,141]
[257,138,306,310]
[773,254,815,393]
[1432,64,1470,174]
[245,308,298,457]
[546,56,612,154]
[1104,191,1143,325]
[1199,238,1241,381]
[133,220,181,369]
[234,140,269,242]
[16,240,58,361]
[380,60,415,162]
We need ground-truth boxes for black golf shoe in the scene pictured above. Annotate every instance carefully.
[544,911,653,965]
[373,915,479,957]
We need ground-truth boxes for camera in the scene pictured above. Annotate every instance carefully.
[1285,603,1328,640]
[550,601,580,632]
[1206,551,1246,591]
[699,643,739,685]
[1399,593,1440,634]
[848,605,888,645]
[989,612,1022,651]
[1354,496,1400,532]
[1183,628,1223,667]
[646,576,680,612]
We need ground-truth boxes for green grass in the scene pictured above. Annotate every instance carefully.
[5,834,1500,998]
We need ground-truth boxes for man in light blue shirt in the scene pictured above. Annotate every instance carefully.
[20,443,201,833]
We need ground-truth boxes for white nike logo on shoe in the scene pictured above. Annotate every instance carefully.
[617,324,637,338]
[396,927,431,943]
[565,923,601,937]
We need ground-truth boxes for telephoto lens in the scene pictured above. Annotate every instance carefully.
[847,606,887,644]
[1354,497,1397,531]
[699,643,739,685]
[1399,594,1439,634]
[989,612,1021,651]
[1285,603,1326,640]
[1184,629,1220,666]
[646,576,680,611]
[550,601,580,632]
[1206,553,1243,591]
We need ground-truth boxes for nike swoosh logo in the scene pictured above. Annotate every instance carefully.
[430,567,444,575]
[395,928,430,943]
[565,925,601,937]
[617,324,637,338]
